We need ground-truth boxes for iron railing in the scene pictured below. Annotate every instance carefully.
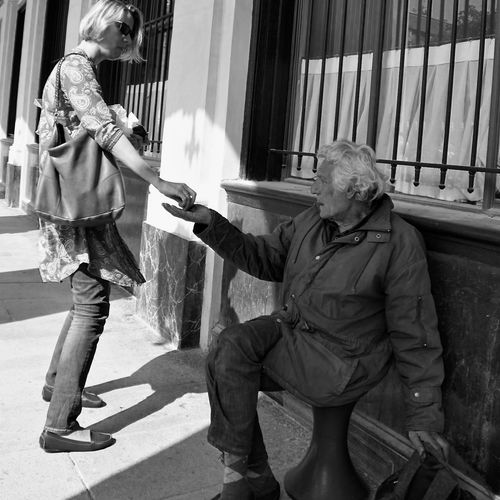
[276,0,500,208]
[100,0,174,156]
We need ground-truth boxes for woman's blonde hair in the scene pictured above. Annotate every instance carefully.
[317,140,387,203]
[80,0,144,62]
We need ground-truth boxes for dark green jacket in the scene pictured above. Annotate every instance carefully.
[195,194,444,432]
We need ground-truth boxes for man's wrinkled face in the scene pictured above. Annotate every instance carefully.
[311,160,352,220]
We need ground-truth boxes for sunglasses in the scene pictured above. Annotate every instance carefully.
[116,21,135,39]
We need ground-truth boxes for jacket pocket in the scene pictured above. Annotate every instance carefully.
[263,324,359,406]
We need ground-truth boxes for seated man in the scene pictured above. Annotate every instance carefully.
[163,140,449,500]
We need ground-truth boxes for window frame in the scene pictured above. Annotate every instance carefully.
[243,0,500,210]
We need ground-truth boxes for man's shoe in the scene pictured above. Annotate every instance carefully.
[39,429,115,453]
[42,385,105,408]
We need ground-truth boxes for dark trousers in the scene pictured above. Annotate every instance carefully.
[44,264,110,432]
[206,316,283,459]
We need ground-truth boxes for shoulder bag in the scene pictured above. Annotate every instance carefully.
[33,53,125,227]
[375,444,476,500]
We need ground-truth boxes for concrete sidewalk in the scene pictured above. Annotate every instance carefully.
[0,199,310,500]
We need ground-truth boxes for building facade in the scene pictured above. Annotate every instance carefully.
[0,0,499,497]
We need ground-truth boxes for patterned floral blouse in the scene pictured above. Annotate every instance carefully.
[37,49,145,286]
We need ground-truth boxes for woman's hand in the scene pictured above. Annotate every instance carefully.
[162,203,212,226]
[158,180,197,210]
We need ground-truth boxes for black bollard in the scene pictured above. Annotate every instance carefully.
[284,403,368,500]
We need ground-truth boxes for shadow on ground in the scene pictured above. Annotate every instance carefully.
[67,428,222,500]
[0,214,38,234]
[0,268,42,283]
[87,350,207,434]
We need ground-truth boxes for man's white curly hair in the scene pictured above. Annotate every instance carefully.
[317,140,387,203]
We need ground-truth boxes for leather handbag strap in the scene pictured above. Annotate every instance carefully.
[53,51,96,145]
[54,52,95,112]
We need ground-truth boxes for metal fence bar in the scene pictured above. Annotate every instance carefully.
[312,0,333,173]
[148,28,167,154]
[439,0,459,189]
[127,60,139,120]
[414,0,433,187]
[469,0,489,175]
[390,0,410,184]
[141,16,157,138]
[146,16,164,149]
[156,13,173,153]
[366,0,386,148]
[333,0,348,140]
[156,3,174,154]
[123,61,133,112]
[296,0,315,171]
[352,0,367,142]
[155,6,173,154]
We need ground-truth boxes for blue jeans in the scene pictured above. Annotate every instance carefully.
[206,316,283,459]
[44,264,110,433]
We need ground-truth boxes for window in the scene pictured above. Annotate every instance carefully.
[98,0,174,156]
[246,0,500,209]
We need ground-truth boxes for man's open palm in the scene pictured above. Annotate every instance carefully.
[162,203,212,225]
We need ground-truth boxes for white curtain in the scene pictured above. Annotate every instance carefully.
[291,38,498,202]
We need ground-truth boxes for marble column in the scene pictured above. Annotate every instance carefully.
[137,222,206,349]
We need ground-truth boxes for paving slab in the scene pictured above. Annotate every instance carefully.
[1,448,90,500]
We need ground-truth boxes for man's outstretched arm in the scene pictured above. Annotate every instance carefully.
[162,203,294,282]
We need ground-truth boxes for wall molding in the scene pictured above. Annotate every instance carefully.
[221,180,500,265]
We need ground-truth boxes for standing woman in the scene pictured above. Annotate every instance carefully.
[38,0,196,453]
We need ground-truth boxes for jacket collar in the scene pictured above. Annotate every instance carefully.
[328,194,393,245]
[357,194,393,233]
